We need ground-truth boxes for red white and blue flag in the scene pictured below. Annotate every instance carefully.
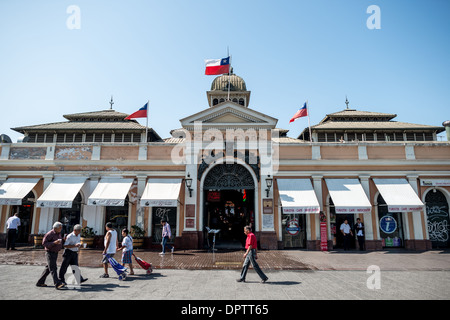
[289,102,308,123]
[125,102,148,120]
[205,56,230,75]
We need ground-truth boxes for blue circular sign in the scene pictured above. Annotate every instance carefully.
[379,215,398,234]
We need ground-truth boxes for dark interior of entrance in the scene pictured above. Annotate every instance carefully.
[204,189,254,249]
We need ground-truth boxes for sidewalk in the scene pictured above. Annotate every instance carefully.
[1,248,449,300]
[0,247,449,271]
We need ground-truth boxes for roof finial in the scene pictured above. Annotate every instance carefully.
[345,95,349,109]
[109,95,114,110]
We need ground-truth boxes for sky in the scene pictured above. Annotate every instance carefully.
[0,0,449,142]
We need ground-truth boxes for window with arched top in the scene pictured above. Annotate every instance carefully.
[213,99,218,106]
[239,98,244,106]
[59,192,83,237]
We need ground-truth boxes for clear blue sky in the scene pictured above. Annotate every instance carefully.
[1,0,449,142]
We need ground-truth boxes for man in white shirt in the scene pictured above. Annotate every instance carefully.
[6,213,21,250]
[59,224,88,285]
[100,222,118,278]
[340,219,353,251]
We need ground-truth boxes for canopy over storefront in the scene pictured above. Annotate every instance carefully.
[277,179,320,214]
[0,178,40,205]
[326,179,372,214]
[140,178,182,207]
[373,178,425,212]
[88,178,134,206]
[37,176,87,208]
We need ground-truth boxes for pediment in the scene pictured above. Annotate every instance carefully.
[179,102,278,129]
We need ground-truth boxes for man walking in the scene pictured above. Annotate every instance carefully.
[59,224,88,285]
[159,219,174,255]
[237,225,268,284]
[340,219,353,251]
[36,222,65,289]
[5,212,20,250]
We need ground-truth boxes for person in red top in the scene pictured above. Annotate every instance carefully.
[237,225,268,283]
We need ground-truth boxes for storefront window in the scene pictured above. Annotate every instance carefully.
[377,194,404,248]
[281,214,306,248]
[152,206,177,244]
[59,193,82,237]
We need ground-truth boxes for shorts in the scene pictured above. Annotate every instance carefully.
[122,249,133,264]
[102,253,115,264]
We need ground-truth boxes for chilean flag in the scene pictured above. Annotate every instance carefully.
[289,102,308,123]
[205,57,230,75]
[125,102,148,120]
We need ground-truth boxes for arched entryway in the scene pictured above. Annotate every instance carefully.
[10,191,35,244]
[425,189,450,248]
[59,192,82,237]
[105,195,130,242]
[201,163,257,249]
[377,194,405,248]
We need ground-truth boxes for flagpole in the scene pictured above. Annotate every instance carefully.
[227,46,231,101]
[145,100,149,143]
[307,100,312,143]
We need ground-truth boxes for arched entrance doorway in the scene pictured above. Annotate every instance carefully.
[10,191,35,244]
[105,195,129,242]
[59,192,82,237]
[425,189,450,248]
[202,163,256,249]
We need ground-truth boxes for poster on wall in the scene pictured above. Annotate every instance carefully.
[262,214,274,230]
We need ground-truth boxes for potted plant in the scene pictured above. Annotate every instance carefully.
[130,225,146,249]
[80,226,96,248]
[34,231,46,248]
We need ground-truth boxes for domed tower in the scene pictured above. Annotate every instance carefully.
[206,70,251,108]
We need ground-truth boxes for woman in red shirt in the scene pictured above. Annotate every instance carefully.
[237,225,268,283]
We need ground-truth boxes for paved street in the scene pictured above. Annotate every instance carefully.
[0,248,449,300]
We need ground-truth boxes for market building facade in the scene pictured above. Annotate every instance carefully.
[1,73,449,251]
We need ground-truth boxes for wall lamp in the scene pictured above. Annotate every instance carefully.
[265,175,273,198]
[185,173,193,198]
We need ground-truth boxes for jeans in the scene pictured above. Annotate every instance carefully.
[240,249,268,281]
[161,236,173,253]
[37,251,62,286]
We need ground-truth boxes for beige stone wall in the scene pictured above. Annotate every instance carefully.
[415,145,450,159]
[101,146,139,160]
[321,146,359,160]
[279,146,312,159]
[366,146,406,159]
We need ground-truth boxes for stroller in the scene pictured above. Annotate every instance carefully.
[103,254,128,281]
[133,254,153,275]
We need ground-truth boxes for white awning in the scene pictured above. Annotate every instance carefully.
[37,177,87,208]
[277,179,320,214]
[373,178,425,212]
[87,178,134,206]
[0,178,40,205]
[326,179,372,214]
[141,178,182,207]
